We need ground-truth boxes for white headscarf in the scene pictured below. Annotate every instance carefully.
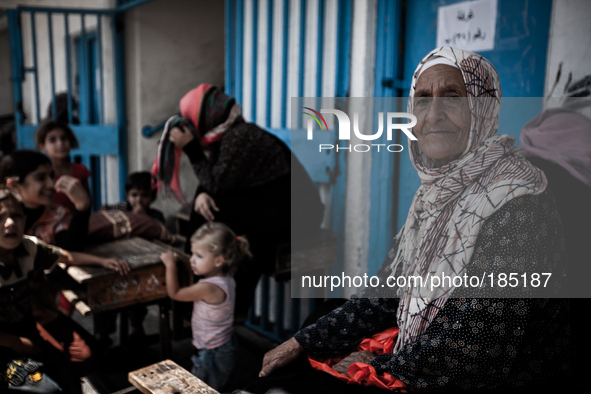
[391,47,547,353]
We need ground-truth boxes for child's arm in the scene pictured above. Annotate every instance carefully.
[53,176,91,252]
[55,175,91,212]
[0,332,41,355]
[160,252,225,303]
[59,250,131,275]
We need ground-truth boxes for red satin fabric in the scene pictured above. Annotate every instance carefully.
[308,327,409,391]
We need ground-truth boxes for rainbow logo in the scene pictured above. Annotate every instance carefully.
[303,107,328,131]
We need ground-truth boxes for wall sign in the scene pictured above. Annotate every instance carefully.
[437,0,497,52]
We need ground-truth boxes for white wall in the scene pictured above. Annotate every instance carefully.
[124,0,225,217]
[341,0,378,294]
[545,0,591,118]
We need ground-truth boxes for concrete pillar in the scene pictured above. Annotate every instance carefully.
[342,0,377,296]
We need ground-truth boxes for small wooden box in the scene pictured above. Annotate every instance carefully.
[63,237,184,314]
[128,359,218,394]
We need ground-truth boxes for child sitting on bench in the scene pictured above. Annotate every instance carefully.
[0,188,126,393]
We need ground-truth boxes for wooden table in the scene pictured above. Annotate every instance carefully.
[128,360,218,394]
[58,237,190,358]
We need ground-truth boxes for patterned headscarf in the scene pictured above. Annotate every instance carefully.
[152,85,243,204]
[179,84,244,149]
[390,47,547,353]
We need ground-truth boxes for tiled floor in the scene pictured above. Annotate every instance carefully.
[73,304,277,393]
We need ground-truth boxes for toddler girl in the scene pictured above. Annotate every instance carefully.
[35,119,91,213]
[160,222,251,390]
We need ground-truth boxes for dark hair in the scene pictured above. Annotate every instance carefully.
[45,92,80,124]
[0,121,16,156]
[190,222,252,275]
[125,171,157,200]
[35,119,79,150]
[0,186,22,206]
[0,150,51,184]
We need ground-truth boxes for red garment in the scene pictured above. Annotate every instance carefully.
[54,163,91,213]
[26,206,75,318]
[28,205,71,245]
[308,327,408,391]
[179,83,214,138]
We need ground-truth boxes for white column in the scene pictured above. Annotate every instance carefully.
[342,0,377,297]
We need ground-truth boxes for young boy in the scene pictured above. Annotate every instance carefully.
[98,172,164,345]
[0,188,116,393]
[103,171,165,224]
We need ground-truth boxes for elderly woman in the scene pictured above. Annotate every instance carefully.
[242,48,570,393]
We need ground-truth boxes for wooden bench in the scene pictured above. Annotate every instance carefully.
[128,360,218,394]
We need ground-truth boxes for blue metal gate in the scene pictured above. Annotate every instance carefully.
[225,0,352,341]
[7,6,128,204]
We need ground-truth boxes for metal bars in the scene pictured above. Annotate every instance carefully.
[315,0,324,98]
[80,13,87,124]
[265,0,273,127]
[30,12,41,122]
[47,13,56,120]
[280,0,289,128]
[227,0,353,341]
[96,15,104,124]
[7,6,127,203]
[251,0,258,123]
[64,14,73,124]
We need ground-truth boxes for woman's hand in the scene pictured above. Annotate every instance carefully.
[332,350,376,377]
[98,258,130,275]
[259,337,305,377]
[160,252,178,269]
[169,124,194,149]
[194,192,219,221]
[55,175,91,211]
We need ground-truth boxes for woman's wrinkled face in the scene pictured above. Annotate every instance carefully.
[413,65,471,167]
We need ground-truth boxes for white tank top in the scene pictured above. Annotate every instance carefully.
[191,275,235,349]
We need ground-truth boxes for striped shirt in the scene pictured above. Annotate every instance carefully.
[191,275,235,349]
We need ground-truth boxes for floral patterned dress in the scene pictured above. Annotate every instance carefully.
[295,191,570,391]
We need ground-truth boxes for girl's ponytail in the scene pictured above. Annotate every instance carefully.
[235,236,252,263]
